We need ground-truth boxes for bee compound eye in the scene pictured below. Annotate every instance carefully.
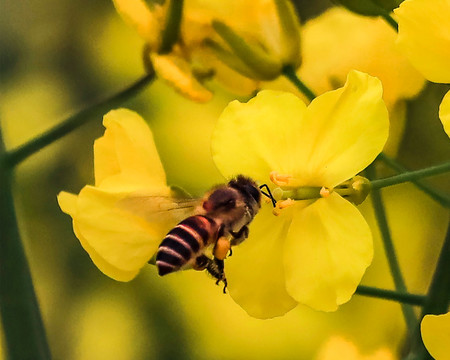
[246,185,261,203]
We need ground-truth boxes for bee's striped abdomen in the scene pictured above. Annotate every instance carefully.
[156,215,218,276]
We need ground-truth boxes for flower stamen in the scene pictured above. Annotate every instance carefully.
[320,187,332,198]
[270,171,305,187]
[270,171,291,186]
[273,198,296,216]
[268,174,371,206]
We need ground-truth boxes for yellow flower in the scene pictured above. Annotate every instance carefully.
[58,109,176,281]
[395,0,450,137]
[299,7,423,108]
[113,0,302,99]
[211,70,389,318]
[209,0,301,82]
[316,336,394,360]
[421,312,450,360]
[296,7,424,154]
[113,0,213,102]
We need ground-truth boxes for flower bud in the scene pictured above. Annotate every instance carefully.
[212,21,282,80]
[274,0,302,69]
[340,175,372,205]
[210,0,301,81]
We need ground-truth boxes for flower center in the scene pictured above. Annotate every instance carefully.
[269,171,371,216]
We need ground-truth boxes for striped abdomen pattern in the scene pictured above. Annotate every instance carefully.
[156,215,218,276]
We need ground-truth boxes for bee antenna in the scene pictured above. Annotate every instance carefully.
[259,184,277,208]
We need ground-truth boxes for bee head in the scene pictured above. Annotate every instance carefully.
[227,175,261,207]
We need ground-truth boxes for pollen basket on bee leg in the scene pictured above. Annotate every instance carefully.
[214,237,231,260]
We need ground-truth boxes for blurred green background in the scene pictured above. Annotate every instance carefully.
[1,0,449,359]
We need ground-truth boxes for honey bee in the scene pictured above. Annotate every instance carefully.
[159,175,272,292]
[120,175,276,293]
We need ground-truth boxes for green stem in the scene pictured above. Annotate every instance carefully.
[0,129,51,359]
[380,12,398,32]
[279,187,322,200]
[3,73,154,168]
[406,222,450,360]
[366,164,417,334]
[282,65,316,102]
[371,161,450,190]
[421,221,450,319]
[158,0,184,54]
[355,285,425,306]
[378,153,450,208]
[212,20,282,80]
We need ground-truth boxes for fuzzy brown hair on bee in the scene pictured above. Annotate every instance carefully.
[155,175,263,293]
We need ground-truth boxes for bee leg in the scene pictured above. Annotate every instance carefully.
[206,257,227,294]
[221,277,228,294]
[228,248,233,257]
[193,254,210,271]
[230,225,249,246]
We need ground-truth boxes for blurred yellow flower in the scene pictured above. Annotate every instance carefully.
[209,0,301,82]
[113,0,302,100]
[316,336,394,360]
[421,312,450,360]
[212,70,389,318]
[297,7,424,154]
[300,7,423,108]
[395,0,450,137]
[113,0,213,101]
[58,109,176,281]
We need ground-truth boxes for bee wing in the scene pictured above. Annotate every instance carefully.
[117,192,202,225]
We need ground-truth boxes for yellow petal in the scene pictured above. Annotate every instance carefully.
[93,120,120,186]
[395,0,450,83]
[58,191,139,281]
[213,60,260,96]
[73,221,140,282]
[284,193,373,311]
[382,100,407,157]
[113,0,161,48]
[151,53,213,102]
[294,70,389,188]
[439,90,450,138]
[421,312,450,360]
[94,109,166,188]
[58,190,78,215]
[212,90,307,185]
[198,49,260,96]
[299,7,424,108]
[226,205,297,319]
[59,186,165,274]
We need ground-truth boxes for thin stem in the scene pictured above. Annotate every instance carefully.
[371,161,450,190]
[378,153,450,208]
[355,285,425,306]
[0,129,51,359]
[366,164,417,334]
[3,73,154,168]
[421,222,450,317]
[282,65,316,102]
[406,222,450,360]
[158,0,184,54]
